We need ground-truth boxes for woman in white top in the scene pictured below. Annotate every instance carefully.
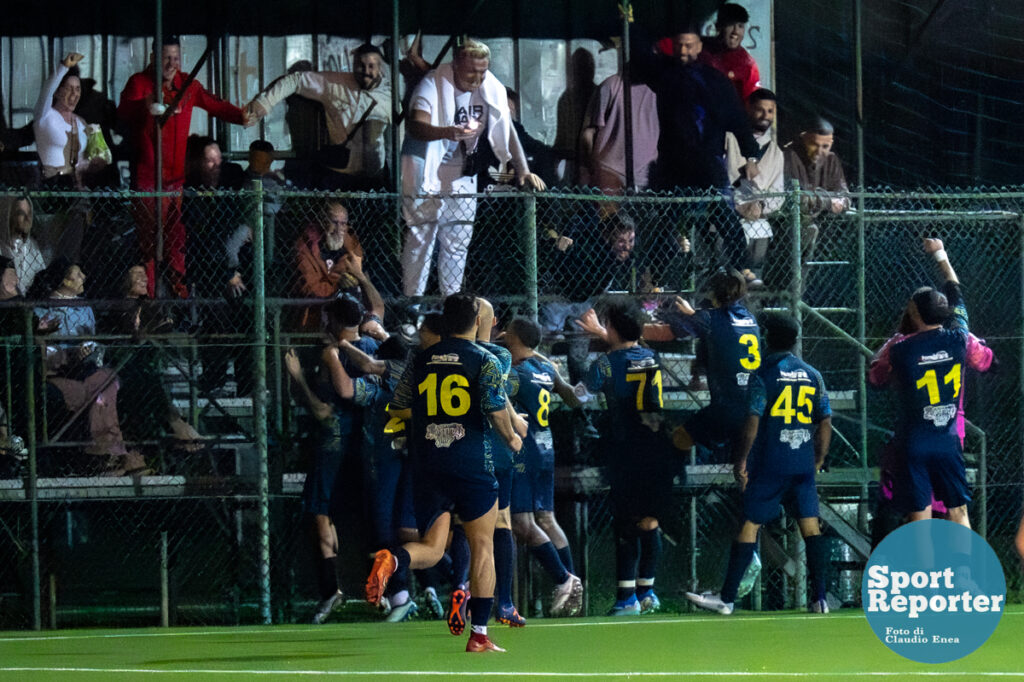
[33,53,106,188]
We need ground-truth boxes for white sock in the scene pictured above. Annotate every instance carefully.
[392,590,410,607]
[471,624,487,636]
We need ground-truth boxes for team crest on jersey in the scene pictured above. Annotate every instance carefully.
[918,350,952,365]
[391,436,407,451]
[629,357,658,371]
[429,353,462,365]
[736,372,750,386]
[779,369,810,382]
[425,423,466,448]
[780,429,811,450]
[923,404,956,427]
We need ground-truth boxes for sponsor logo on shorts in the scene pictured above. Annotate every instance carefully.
[780,428,811,450]
[923,404,956,427]
[425,423,466,448]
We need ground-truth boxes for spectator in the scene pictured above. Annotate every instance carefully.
[698,4,762,102]
[245,140,290,278]
[0,195,46,296]
[725,88,784,286]
[102,264,205,450]
[541,212,647,381]
[630,17,761,278]
[555,48,598,185]
[400,38,545,298]
[30,258,147,476]
[294,199,384,331]
[34,53,109,190]
[118,35,247,298]
[180,135,251,396]
[579,62,659,193]
[247,44,391,191]
[782,116,850,263]
[477,88,559,190]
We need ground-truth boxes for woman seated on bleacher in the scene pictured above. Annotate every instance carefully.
[28,258,148,477]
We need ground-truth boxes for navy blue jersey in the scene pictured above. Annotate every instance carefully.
[586,345,664,442]
[476,341,516,471]
[746,352,831,477]
[391,337,507,473]
[314,336,381,408]
[353,359,408,457]
[886,325,968,453]
[669,303,760,407]
[509,355,558,469]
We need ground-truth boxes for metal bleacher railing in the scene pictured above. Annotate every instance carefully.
[0,183,1021,629]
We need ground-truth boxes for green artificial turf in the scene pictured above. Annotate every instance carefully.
[1,607,1023,681]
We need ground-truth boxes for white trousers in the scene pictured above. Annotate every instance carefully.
[401,158,478,297]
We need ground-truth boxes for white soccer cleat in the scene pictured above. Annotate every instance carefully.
[311,590,344,624]
[550,574,584,616]
[809,598,829,614]
[685,591,734,615]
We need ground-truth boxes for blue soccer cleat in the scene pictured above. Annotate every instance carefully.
[607,596,641,616]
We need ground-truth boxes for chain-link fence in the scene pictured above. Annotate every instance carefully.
[1,184,1022,629]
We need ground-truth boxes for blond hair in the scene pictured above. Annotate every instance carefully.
[456,37,490,61]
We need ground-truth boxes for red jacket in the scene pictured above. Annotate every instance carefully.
[118,69,244,190]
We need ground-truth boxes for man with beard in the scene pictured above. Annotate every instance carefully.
[724,89,783,286]
[630,17,760,281]
[246,44,392,191]
[782,117,850,263]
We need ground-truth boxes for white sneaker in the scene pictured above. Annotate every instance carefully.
[311,590,344,624]
[550,574,584,616]
[809,598,829,614]
[385,599,419,622]
[685,591,734,615]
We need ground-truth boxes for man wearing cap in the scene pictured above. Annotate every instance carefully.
[118,35,248,297]
[246,44,393,191]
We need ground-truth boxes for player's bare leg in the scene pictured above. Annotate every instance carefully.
[462,501,505,652]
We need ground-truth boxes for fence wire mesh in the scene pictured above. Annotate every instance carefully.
[1,185,1022,629]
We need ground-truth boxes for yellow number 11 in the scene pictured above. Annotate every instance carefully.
[915,363,962,405]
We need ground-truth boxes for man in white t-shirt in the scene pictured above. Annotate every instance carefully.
[400,39,544,298]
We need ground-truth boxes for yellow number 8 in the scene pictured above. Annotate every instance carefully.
[537,388,551,427]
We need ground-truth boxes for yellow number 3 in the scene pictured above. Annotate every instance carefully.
[739,333,761,370]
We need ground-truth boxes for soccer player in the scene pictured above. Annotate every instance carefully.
[329,334,423,622]
[365,293,522,653]
[652,270,761,462]
[686,312,832,615]
[578,299,674,616]
[868,238,988,528]
[473,298,531,628]
[505,317,585,616]
[302,296,379,624]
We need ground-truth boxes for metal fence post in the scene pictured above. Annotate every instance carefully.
[788,180,803,355]
[524,193,539,320]
[856,189,869,532]
[24,309,40,630]
[251,179,272,624]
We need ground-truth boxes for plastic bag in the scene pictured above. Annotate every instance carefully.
[83,123,112,164]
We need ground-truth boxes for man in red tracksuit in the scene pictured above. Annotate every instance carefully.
[118,35,247,297]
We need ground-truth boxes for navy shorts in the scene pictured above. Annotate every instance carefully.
[511,464,555,514]
[743,471,820,525]
[301,412,354,517]
[371,448,417,545]
[495,465,513,510]
[685,405,746,451]
[609,428,675,528]
[414,465,498,536]
[892,448,971,515]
